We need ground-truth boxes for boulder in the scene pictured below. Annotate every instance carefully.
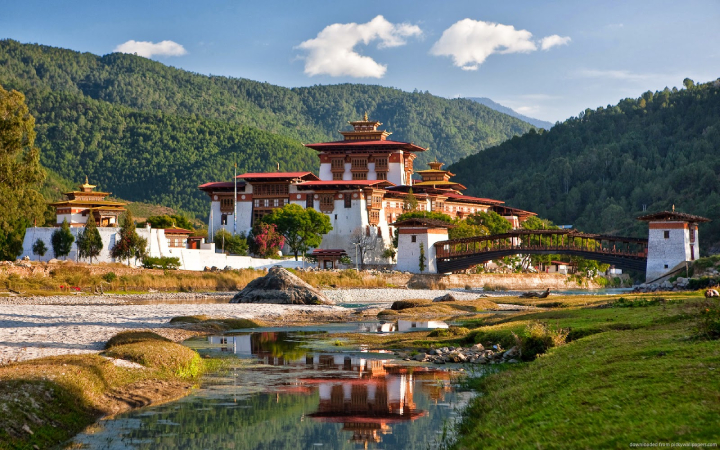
[413,353,427,361]
[230,267,334,305]
[432,293,457,303]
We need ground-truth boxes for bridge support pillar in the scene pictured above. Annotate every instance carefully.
[391,218,453,274]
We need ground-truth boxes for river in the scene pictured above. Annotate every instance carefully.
[71,322,478,449]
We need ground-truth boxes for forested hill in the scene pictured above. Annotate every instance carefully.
[0,39,533,169]
[450,79,720,252]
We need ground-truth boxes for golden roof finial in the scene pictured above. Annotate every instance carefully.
[85,175,89,184]
[672,204,675,212]
[363,111,368,121]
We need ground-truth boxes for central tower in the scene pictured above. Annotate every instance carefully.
[305,114,425,186]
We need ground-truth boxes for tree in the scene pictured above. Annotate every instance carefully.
[111,210,145,265]
[77,212,103,264]
[350,226,380,267]
[418,242,426,273]
[262,204,332,260]
[683,78,695,90]
[468,211,513,235]
[51,219,75,260]
[252,223,284,258]
[404,188,419,211]
[214,229,249,255]
[144,214,194,230]
[32,239,47,258]
[0,84,46,260]
[449,220,488,240]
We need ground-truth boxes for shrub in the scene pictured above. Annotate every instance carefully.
[390,299,432,310]
[520,322,569,361]
[102,272,117,283]
[142,256,181,270]
[483,283,508,292]
[696,300,720,340]
[428,326,470,337]
[612,297,669,308]
[377,309,398,317]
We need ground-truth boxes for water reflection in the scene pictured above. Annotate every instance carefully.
[71,329,468,449]
[351,320,450,333]
[207,331,452,445]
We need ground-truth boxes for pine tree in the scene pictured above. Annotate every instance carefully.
[51,219,75,260]
[0,84,46,260]
[418,242,426,273]
[32,239,47,258]
[111,210,144,265]
[77,211,103,264]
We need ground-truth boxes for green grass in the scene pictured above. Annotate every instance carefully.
[453,297,720,448]
[0,332,211,450]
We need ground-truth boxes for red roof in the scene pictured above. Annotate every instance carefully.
[237,172,320,181]
[164,227,193,235]
[297,180,395,188]
[305,140,426,152]
[442,192,504,205]
[198,181,246,192]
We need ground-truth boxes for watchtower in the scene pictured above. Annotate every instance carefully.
[637,210,710,281]
[392,218,454,273]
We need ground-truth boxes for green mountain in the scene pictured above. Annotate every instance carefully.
[0,41,534,215]
[450,79,720,252]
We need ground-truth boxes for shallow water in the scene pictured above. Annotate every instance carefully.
[72,325,476,449]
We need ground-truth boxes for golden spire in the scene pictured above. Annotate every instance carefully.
[672,204,675,212]
[85,175,89,184]
[363,111,368,121]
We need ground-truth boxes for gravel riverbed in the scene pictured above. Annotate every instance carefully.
[0,288,522,363]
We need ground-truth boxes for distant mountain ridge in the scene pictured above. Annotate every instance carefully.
[466,97,554,129]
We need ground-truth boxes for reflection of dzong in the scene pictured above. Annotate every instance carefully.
[299,360,455,446]
[208,332,309,361]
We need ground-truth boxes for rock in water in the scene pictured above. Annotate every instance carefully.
[230,267,334,305]
[432,293,457,302]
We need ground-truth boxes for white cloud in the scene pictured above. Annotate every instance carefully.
[430,19,535,70]
[431,19,570,70]
[540,35,571,50]
[297,15,422,78]
[114,40,187,58]
[515,105,539,114]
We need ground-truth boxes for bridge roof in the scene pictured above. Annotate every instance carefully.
[435,228,647,245]
[636,211,710,223]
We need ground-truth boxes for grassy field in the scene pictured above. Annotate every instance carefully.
[451,294,720,449]
[0,264,400,296]
[0,331,219,450]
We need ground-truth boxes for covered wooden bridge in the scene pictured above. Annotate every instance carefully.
[434,229,648,274]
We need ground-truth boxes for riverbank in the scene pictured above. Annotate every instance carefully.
[0,296,346,364]
[0,331,215,450]
[1,260,602,297]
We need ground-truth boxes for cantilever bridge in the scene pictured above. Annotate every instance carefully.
[434,229,648,274]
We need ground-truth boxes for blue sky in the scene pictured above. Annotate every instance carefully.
[2,0,719,122]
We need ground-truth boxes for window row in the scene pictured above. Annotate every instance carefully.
[254,198,288,208]
[253,183,289,196]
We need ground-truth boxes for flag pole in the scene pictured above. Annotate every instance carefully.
[233,162,237,236]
